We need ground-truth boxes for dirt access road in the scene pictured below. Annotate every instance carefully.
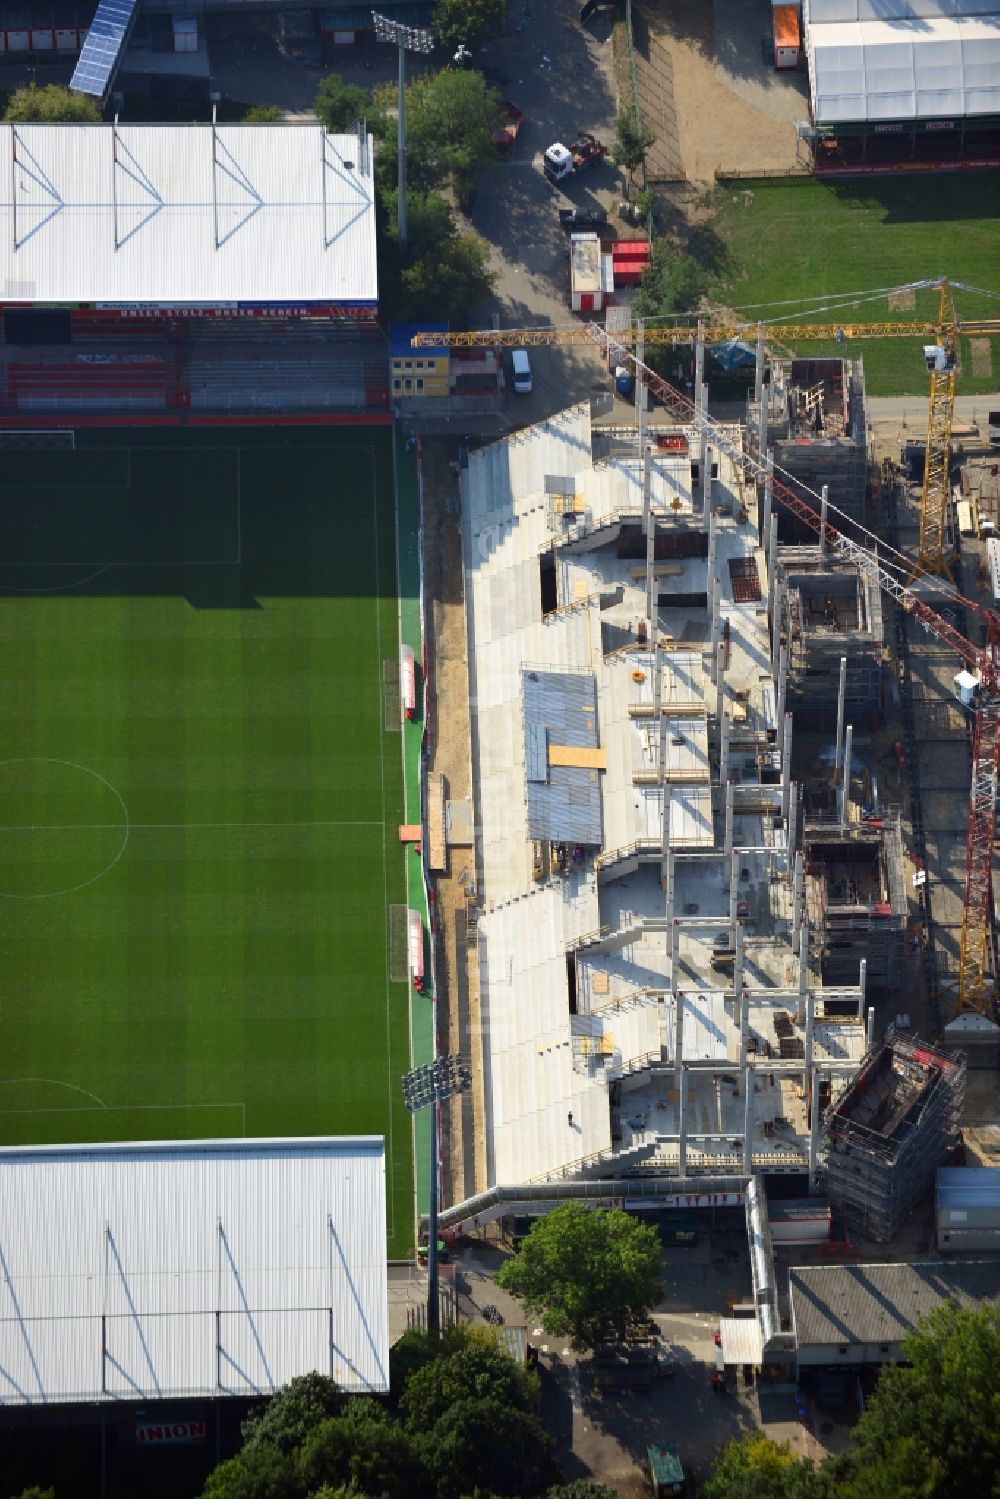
[632,0,807,183]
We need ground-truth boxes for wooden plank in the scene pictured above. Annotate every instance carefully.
[548,743,607,769]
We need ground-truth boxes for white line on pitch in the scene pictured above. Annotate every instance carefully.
[0,819,385,831]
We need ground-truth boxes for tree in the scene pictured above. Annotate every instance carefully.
[4,85,99,123]
[297,1401,429,1499]
[496,1204,662,1350]
[379,190,495,322]
[199,1445,298,1499]
[609,105,655,189]
[243,105,284,123]
[704,1435,835,1499]
[314,74,370,133]
[405,67,499,205]
[837,1303,1000,1499]
[242,1372,344,1455]
[401,1335,539,1430]
[422,1397,560,1498]
[432,0,506,54]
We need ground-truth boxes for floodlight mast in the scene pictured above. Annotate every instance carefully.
[403,1055,472,1334]
[372,12,434,248]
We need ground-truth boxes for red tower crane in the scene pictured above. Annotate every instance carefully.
[586,323,1000,1025]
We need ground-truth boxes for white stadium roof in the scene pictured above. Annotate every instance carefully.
[805,0,1000,18]
[0,1137,389,1406]
[806,14,1000,123]
[0,124,377,309]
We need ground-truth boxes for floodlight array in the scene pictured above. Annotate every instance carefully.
[402,1055,472,1113]
[371,11,434,51]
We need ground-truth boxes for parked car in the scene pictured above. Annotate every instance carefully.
[559,205,608,233]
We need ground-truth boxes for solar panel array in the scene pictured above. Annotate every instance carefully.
[70,0,137,99]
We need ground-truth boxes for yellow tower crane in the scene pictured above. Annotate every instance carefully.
[413,286,1000,576]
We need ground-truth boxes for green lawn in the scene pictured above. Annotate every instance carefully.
[704,173,1000,395]
[0,427,413,1254]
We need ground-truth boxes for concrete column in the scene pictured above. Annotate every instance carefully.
[641,442,652,538]
[703,443,714,522]
[867,1004,875,1049]
[787,781,798,865]
[738,983,750,1070]
[819,483,829,560]
[725,780,735,862]
[710,590,722,685]
[664,846,675,927]
[734,918,745,997]
[706,509,717,613]
[729,859,739,947]
[805,987,815,1071]
[636,319,646,449]
[678,1064,689,1178]
[694,318,705,423]
[762,448,774,541]
[798,920,810,1007]
[808,1066,822,1188]
[841,724,854,828]
[792,849,804,951]
[767,514,779,613]
[715,639,726,724]
[743,1068,754,1175]
[671,918,681,995]
[781,714,793,820]
[860,957,868,1009]
[776,644,789,751]
[674,963,684,1081]
[771,579,783,681]
[834,656,847,777]
[719,711,731,787]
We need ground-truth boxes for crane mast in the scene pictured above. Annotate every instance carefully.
[585,322,1000,1022]
[916,279,959,576]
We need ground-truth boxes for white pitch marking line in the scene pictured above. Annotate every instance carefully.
[0,819,384,831]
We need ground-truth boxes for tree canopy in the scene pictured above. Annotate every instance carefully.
[496,1204,663,1350]
[4,85,100,123]
[837,1303,1000,1499]
[314,73,370,133]
[199,1325,557,1499]
[704,1435,836,1499]
[401,1334,539,1430]
[243,104,284,123]
[404,67,500,205]
[242,1372,344,1455]
[379,189,495,323]
[609,105,655,187]
[432,0,506,54]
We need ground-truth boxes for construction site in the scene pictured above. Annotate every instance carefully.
[415,287,1000,1272]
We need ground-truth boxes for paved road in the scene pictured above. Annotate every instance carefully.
[867,394,1000,430]
[467,0,624,423]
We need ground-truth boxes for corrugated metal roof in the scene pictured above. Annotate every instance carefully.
[937,1166,1000,1210]
[719,1316,764,1366]
[0,125,377,308]
[523,669,603,846]
[790,1261,1000,1348]
[0,1137,388,1405]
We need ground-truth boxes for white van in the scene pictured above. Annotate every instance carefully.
[511,349,532,395]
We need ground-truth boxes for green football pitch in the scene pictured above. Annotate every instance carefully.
[0,427,414,1254]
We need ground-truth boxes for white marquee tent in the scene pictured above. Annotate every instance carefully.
[805,13,1000,124]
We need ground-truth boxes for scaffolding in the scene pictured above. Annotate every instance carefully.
[822,1033,966,1242]
[779,548,884,729]
[749,358,868,540]
[804,812,907,992]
